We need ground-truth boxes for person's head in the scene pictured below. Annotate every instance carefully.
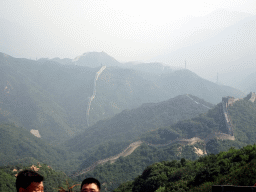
[16,170,44,192]
[81,178,100,192]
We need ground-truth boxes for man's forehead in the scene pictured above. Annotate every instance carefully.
[28,181,44,190]
[82,183,98,189]
[30,181,43,186]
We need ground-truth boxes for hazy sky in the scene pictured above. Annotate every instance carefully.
[0,0,255,62]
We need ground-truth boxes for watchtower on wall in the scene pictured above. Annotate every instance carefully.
[247,92,256,102]
[222,96,239,108]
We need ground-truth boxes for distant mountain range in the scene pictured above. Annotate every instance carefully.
[152,15,256,82]
[0,52,244,143]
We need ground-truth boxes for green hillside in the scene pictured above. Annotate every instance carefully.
[74,93,256,191]
[114,144,256,192]
[140,102,227,145]
[0,123,75,171]
[65,94,213,154]
[228,98,256,144]
[141,94,256,154]
[0,53,87,143]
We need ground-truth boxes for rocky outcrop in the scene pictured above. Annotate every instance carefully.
[30,129,41,138]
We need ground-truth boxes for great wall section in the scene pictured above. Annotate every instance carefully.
[86,66,106,127]
[73,141,143,177]
[73,92,256,177]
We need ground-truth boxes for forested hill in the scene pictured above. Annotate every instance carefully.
[0,124,70,170]
[114,144,256,192]
[0,52,98,143]
[65,94,213,153]
[71,97,224,191]
[229,92,256,145]
[141,93,256,150]
[75,93,256,191]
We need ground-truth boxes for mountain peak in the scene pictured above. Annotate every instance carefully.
[72,51,120,68]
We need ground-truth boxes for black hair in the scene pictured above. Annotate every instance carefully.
[16,170,44,192]
[81,177,101,190]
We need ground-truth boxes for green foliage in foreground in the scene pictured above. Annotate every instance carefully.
[114,144,256,192]
[0,164,80,192]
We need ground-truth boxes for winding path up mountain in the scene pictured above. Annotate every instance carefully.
[86,66,106,127]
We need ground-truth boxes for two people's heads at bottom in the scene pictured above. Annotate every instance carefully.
[16,170,100,192]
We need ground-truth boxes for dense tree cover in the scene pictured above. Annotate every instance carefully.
[77,140,132,171]
[0,168,16,191]
[0,54,102,143]
[114,144,256,192]
[139,95,256,155]
[0,164,80,192]
[66,94,213,155]
[140,103,226,145]
[0,123,78,173]
[228,99,256,144]
[76,143,203,192]
[204,98,256,155]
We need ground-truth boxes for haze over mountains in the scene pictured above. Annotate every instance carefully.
[1,5,256,191]
[1,9,255,81]
[0,51,245,142]
[151,14,256,84]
